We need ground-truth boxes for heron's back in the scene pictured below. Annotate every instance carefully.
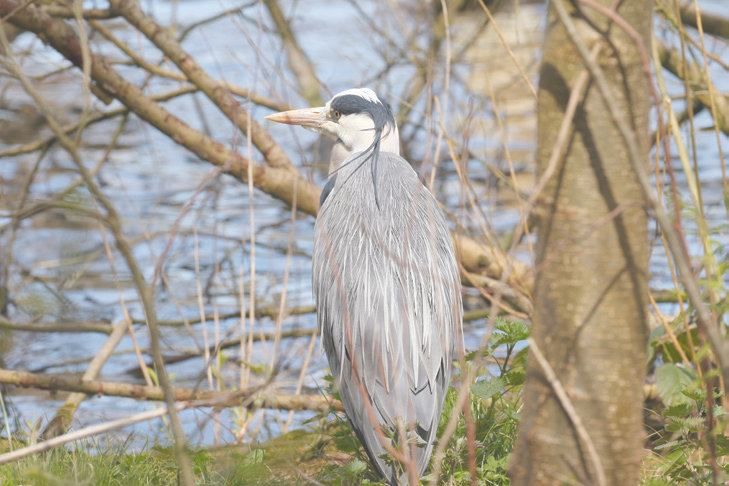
[313,151,462,483]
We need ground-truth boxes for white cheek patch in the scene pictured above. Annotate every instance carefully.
[319,120,342,137]
[335,126,354,149]
[335,113,378,152]
[342,114,375,134]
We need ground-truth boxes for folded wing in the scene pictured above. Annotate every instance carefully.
[313,151,462,481]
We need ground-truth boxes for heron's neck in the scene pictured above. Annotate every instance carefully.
[379,125,400,155]
[329,124,400,174]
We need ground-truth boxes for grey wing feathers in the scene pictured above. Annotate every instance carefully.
[312,151,462,482]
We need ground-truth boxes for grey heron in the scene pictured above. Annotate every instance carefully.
[267,88,462,484]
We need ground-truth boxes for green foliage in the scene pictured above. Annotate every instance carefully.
[655,364,697,407]
[490,319,529,348]
[429,317,527,485]
[642,355,729,483]
[7,309,729,484]
[0,443,221,485]
[471,376,505,401]
[426,385,518,485]
[191,317,529,484]
[640,225,729,484]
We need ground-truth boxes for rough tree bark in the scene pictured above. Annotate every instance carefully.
[510,0,652,484]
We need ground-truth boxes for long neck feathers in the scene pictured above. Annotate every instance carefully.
[327,123,400,210]
[329,120,399,173]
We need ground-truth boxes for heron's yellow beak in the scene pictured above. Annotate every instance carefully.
[265,107,327,129]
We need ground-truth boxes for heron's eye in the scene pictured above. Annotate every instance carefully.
[332,110,341,120]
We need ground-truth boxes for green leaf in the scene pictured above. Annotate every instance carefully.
[715,435,729,457]
[344,459,367,475]
[663,403,692,418]
[247,362,267,375]
[655,364,696,406]
[649,323,666,344]
[650,314,699,364]
[147,368,159,387]
[472,376,505,400]
[491,319,529,347]
[643,479,673,486]
[665,416,703,434]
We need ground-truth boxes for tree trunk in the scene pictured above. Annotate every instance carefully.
[510,1,652,484]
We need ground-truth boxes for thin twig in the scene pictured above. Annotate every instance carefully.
[0,405,175,465]
[264,0,324,105]
[41,319,131,439]
[178,1,258,41]
[475,0,537,98]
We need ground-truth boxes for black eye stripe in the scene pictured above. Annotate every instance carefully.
[329,93,395,130]
[330,95,370,115]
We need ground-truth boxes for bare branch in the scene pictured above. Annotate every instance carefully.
[264,0,324,106]
[110,0,294,171]
[41,319,131,439]
[0,367,341,413]
[656,41,729,135]
[0,22,195,484]
[0,406,173,466]
[0,0,532,307]
[675,1,729,39]
[42,5,119,20]
[0,318,112,334]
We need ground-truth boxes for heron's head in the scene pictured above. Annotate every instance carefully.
[266,88,399,170]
